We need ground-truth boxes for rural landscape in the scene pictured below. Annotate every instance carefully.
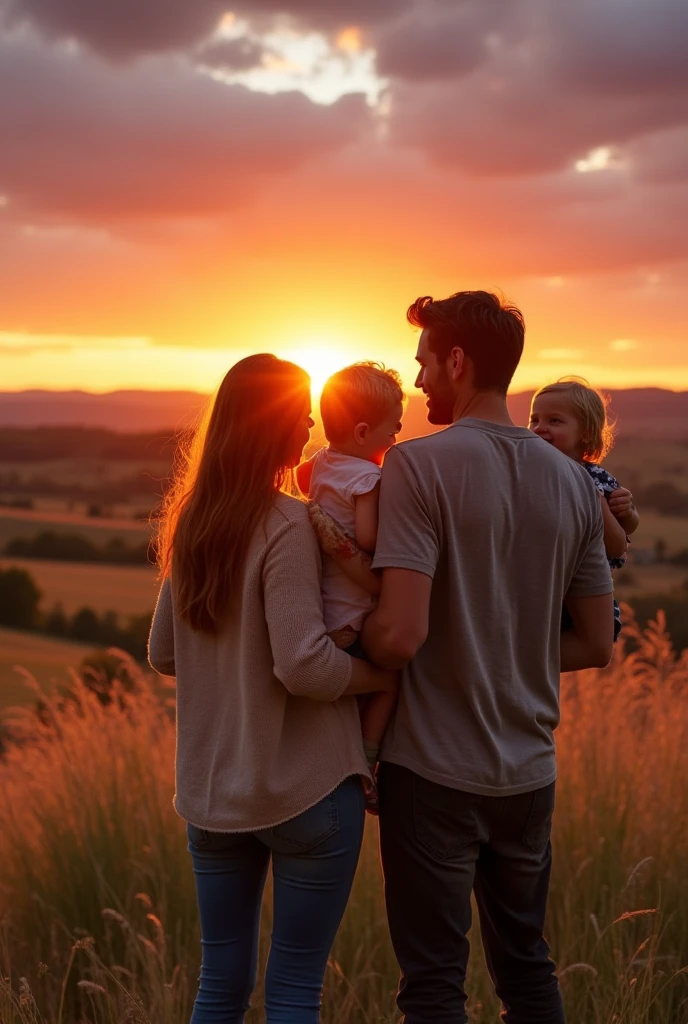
[3,0,688,1018]
[2,386,687,706]
[1,385,687,1021]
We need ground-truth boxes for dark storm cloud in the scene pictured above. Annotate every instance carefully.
[0,36,370,222]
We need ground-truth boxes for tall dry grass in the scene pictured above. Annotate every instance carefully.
[1,615,688,1023]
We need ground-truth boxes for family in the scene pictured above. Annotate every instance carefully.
[148,289,639,1023]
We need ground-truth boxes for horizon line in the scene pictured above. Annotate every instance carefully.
[1,383,688,398]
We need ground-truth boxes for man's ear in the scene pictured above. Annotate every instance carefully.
[353,422,369,446]
[449,346,465,382]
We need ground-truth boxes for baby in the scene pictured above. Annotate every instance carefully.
[529,377,640,639]
[297,362,404,777]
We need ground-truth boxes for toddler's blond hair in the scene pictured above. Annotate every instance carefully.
[531,376,615,462]
[320,362,404,445]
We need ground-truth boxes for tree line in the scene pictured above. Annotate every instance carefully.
[0,567,150,660]
[4,531,153,566]
[1,563,687,658]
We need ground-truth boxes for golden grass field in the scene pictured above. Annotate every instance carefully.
[1,615,688,1023]
[0,628,95,710]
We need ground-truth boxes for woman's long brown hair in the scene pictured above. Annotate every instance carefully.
[157,354,310,634]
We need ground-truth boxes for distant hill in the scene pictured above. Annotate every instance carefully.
[0,387,686,441]
[0,389,207,433]
[395,388,688,442]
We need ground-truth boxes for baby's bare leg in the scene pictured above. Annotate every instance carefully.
[361,680,399,765]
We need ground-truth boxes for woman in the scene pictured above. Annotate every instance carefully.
[149,354,393,1024]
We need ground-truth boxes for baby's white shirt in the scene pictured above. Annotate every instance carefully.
[309,447,381,633]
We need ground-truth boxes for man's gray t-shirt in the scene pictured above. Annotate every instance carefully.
[372,418,612,796]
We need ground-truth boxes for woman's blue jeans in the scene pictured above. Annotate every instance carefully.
[186,775,365,1023]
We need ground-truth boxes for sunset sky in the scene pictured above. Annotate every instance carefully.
[1,0,687,395]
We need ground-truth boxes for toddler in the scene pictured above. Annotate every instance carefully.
[529,377,640,639]
[297,362,404,778]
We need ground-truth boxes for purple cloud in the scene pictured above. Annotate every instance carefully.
[0,36,370,222]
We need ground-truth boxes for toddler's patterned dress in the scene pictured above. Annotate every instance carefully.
[582,462,626,640]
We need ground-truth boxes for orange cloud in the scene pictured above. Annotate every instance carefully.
[1,0,687,393]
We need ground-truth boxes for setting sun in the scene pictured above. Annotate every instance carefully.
[282,344,360,396]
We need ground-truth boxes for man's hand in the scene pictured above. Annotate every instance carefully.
[608,487,634,519]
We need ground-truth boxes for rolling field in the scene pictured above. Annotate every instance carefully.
[0,628,96,711]
[629,509,688,555]
[0,505,151,547]
[0,457,169,487]
[0,556,158,616]
[606,439,688,490]
[615,562,686,599]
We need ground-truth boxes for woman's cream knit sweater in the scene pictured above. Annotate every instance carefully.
[148,493,369,832]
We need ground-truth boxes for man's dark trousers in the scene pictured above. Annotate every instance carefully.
[378,762,566,1024]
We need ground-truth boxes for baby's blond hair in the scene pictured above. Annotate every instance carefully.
[531,376,616,462]
[320,362,404,445]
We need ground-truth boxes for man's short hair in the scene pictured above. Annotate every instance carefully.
[407,290,525,394]
[320,362,404,445]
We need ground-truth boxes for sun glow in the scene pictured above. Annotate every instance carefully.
[281,344,358,396]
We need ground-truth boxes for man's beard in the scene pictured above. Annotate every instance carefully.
[426,374,455,425]
[426,398,453,425]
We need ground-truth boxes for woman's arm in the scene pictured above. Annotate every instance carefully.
[148,578,176,676]
[263,507,391,700]
[599,493,628,560]
[345,657,397,696]
[308,501,381,597]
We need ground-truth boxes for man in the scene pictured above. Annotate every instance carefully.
[362,290,613,1024]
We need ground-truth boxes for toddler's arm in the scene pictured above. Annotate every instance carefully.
[599,493,627,560]
[307,501,381,597]
[354,482,380,554]
[608,487,640,535]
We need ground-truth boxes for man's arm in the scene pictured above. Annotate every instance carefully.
[561,592,615,671]
[364,445,438,668]
[361,567,432,670]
